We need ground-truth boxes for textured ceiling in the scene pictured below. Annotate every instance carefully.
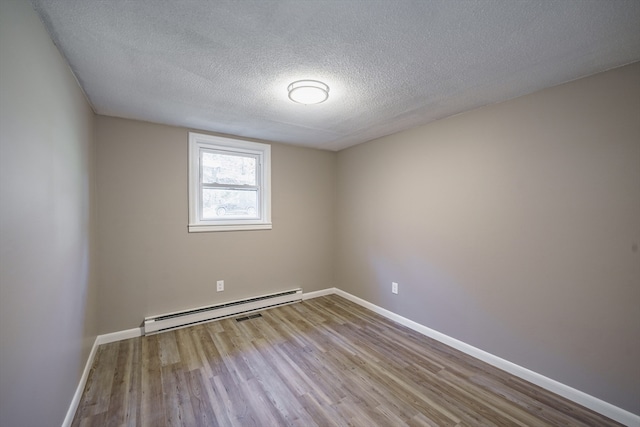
[31,0,640,151]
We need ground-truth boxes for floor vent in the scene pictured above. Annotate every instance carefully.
[236,313,263,322]
[144,288,302,335]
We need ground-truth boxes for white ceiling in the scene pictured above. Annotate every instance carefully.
[31,0,640,151]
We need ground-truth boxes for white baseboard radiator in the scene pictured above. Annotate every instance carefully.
[144,288,302,335]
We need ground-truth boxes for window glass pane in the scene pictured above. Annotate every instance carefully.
[202,188,258,219]
[202,151,256,186]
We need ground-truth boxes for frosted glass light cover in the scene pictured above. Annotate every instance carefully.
[288,80,329,104]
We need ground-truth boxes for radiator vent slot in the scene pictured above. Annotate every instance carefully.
[144,288,302,335]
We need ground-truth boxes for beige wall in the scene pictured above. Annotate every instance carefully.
[95,116,336,333]
[336,62,640,413]
[0,1,97,426]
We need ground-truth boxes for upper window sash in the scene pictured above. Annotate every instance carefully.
[199,148,260,190]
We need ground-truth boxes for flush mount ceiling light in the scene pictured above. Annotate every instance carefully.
[287,80,329,105]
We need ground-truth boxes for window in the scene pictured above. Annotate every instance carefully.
[188,132,271,232]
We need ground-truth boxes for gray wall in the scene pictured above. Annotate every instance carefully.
[95,116,336,333]
[0,1,97,426]
[336,62,640,414]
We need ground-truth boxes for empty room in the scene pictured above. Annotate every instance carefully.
[1,0,639,426]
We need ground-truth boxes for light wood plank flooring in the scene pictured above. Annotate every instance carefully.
[73,295,622,426]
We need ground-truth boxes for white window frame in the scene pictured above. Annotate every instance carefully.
[188,132,271,232]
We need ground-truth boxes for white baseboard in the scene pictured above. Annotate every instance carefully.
[96,327,143,345]
[302,287,337,300]
[61,327,142,427]
[334,288,640,427]
[61,337,99,427]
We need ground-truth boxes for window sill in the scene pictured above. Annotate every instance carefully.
[188,223,272,233]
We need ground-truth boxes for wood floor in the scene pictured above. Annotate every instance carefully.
[72,295,621,426]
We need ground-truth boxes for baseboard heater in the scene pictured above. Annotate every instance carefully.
[144,288,302,335]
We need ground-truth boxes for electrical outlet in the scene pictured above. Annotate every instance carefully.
[216,280,224,292]
[392,282,398,294]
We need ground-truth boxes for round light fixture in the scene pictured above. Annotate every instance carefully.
[287,80,329,104]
